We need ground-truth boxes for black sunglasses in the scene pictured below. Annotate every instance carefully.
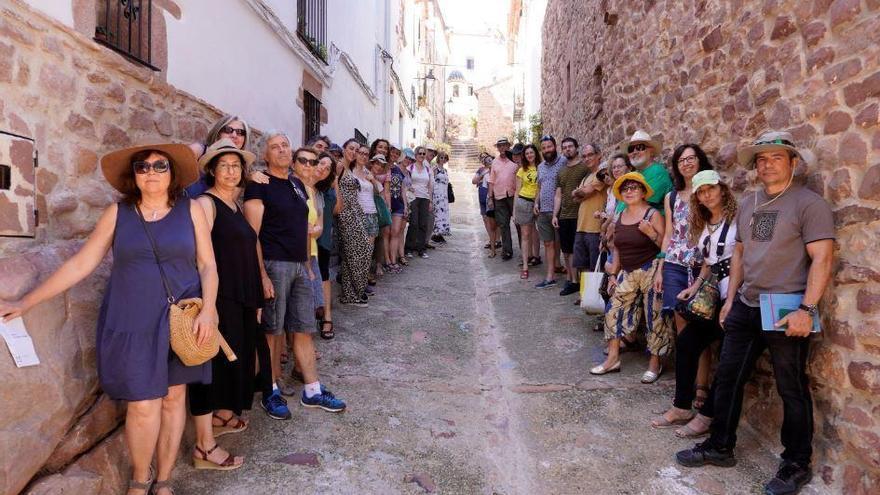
[295,156,319,167]
[627,143,648,153]
[133,160,170,174]
[221,125,247,137]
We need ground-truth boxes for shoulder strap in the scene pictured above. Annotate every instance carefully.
[134,204,175,304]
[642,207,655,221]
[669,189,678,211]
[716,221,731,258]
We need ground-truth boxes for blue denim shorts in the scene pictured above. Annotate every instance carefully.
[263,259,316,335]
[662,262,699,314]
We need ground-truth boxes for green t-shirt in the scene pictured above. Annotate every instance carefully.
[615,162,673,215]
[556,163,589,219]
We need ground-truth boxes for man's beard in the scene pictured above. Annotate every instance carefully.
[631,155,649,168]
[563,150,578,160]
[542,151,557,163]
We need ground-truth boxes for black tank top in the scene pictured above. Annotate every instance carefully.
[205,193,264,308]
[614,208,660,272]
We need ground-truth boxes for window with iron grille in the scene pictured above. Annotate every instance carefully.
[354,129,368,146]
[297,0,328,64]
[303,91,322,145]
[95,0,157,70]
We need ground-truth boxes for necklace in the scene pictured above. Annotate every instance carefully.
[141,203,170,221]
[749,173,794,228]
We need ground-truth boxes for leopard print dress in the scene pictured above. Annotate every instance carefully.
[337,171,372,303]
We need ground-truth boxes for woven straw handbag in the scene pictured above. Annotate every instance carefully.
[168,297,236,366]
[136,205,237,366]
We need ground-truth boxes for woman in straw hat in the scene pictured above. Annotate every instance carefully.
[590,172,672,383]
[0,142,219,495]
[186,138,263,471]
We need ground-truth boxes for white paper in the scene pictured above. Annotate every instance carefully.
[0,317,40,367]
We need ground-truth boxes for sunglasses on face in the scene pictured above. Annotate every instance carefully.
[221,126,247,137]
[295,156,319,167]
[417,152,426,156]
[627,143,648,153]
[133,160,170,174]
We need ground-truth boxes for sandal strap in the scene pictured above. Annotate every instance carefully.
[129,466,154,491]
[212,413,233,427]
[151,480,174,494]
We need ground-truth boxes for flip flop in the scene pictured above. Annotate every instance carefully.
[320,320,335,340]
[675,421,711,438]
[651,413,695,429]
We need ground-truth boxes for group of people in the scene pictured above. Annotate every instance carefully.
[474,129,834,495]
[0,113,456,495]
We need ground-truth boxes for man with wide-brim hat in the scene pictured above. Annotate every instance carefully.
[615,130,672,215]
[488,136,518,260]
[101,142,200,195]
[676,129,834,495]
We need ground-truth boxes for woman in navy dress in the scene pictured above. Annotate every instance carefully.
[0,143,219,495]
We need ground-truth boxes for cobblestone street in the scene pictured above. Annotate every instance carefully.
[172,172,787,494]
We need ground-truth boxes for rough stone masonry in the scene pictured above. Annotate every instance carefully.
[541,0,879,493]
[0,2,226,493]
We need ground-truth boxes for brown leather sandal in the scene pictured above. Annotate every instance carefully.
[212,413,248,437]
[128,466,153,494]
[193,444,243,471]
[150,480,174,494]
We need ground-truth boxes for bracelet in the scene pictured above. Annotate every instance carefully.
[656,252,666,259]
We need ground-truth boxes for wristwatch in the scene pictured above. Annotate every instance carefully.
[798,303,818,316]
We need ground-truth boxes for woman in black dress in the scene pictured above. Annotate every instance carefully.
[187,139,263,470]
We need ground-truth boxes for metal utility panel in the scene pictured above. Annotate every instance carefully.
[0,131,37,237]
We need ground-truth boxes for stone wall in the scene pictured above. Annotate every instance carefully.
[541,0,879,492]
[0,2,228,493]
[475,78,515,152]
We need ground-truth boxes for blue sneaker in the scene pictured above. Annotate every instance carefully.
[261,390,292,420]
[535,279,557,289]
[300,388,347,413]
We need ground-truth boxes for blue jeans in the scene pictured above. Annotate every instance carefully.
[707,300,813,464]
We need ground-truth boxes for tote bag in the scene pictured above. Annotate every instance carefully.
[580,256,606,314]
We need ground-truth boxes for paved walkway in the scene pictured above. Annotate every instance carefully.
[173,171,792,494]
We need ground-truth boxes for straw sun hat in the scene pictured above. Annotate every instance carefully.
[612,171,654,201]
[100,142,200,193]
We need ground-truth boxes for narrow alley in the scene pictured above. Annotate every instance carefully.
[171,172,778,494]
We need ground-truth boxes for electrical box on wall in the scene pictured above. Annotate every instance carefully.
[0,131,37,237]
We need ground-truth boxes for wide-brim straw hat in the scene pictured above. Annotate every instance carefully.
[618,130,662,156]
[736,130,816,169]
[198,138,255,169]
[101,142,199,193]
[612,171,654,201]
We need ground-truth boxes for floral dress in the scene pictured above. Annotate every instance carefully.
[432,166,451,236]
[336,172,372,303]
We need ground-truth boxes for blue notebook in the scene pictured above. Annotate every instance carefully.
[759,294,821,333]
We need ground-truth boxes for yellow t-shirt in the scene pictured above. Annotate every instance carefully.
[306,190,318,257]
[516,166,539,199]
[576,172,607,233]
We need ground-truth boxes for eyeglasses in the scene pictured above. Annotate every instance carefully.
[295,156,319,167]
[677,155,698,165]
[627,143,648,153]
[221,126,247,137]
[356,151,370,156]
[620,184,644,193]
[133,159,170,174]
[216,162,242,172]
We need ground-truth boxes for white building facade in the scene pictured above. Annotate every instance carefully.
[22,0,428,148]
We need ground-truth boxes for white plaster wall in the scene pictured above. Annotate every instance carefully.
[164,0,308,144]
[21,0,73,27]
